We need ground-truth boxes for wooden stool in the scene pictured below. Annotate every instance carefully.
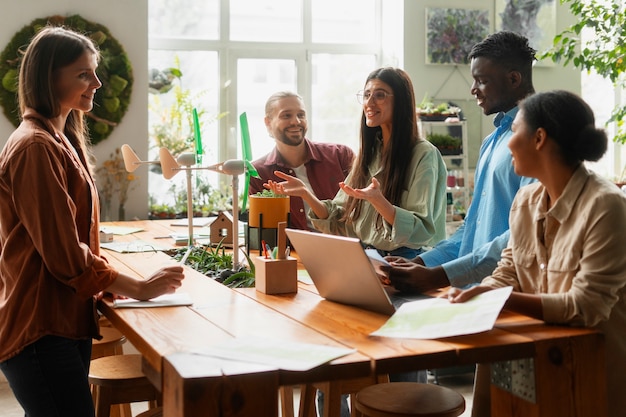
[354,382,465,417]
[89,354,160,417]
[92,325,128,417]
[280,386,296,417]
[297,375,390,417]
[136,406,163,417]
[92,326,127,359]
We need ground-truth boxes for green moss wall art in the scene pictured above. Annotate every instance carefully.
[0,14,133,145]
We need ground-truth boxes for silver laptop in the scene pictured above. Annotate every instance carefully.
[285,228,427,315]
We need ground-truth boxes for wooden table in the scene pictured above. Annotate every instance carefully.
[98,220,607,417]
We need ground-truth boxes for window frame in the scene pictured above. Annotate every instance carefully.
[148,0,385,165]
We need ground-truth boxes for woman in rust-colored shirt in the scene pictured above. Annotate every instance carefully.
[0,27,184,417]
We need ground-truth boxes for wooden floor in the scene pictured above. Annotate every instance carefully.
[0,370,474,416]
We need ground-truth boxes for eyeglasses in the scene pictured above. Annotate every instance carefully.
[356,90,394,104]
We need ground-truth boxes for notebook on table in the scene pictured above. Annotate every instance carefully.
[285,229,428,315]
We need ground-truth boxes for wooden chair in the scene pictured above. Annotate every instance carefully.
[354,382,465,417]
[89,354,160,417]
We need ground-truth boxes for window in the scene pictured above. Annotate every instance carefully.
[149,0,219,39]
[148,0,400,208]
[230,0,302,42]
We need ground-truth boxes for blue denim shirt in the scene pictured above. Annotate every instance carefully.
[420,107,535,287]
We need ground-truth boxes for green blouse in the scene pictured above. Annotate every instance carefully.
[310,139,447,252]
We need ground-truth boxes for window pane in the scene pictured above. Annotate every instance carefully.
[311,54,376,149]
[312,0,376,44]
[230,0,302,42]
[148,50,220,207]
[149,0,219,39]
[237,59,297,160]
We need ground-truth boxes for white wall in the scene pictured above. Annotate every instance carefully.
[0,0,149,220]
[403,0,580,167]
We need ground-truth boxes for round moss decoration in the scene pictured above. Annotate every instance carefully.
[0,14,133,145]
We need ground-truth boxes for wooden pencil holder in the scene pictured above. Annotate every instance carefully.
[253,256,298,295]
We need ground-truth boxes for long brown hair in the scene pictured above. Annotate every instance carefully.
[18,26,100,169]
[342,67,419,225]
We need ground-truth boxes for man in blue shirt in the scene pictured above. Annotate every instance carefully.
[386,31,536,293]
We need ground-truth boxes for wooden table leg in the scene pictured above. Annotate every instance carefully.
[490,332,607,417]
[163,353,280,417]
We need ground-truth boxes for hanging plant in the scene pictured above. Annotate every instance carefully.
[0,14,133,145]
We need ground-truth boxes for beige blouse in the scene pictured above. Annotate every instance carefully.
[483,165,626,416]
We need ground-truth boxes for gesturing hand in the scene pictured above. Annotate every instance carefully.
[339,177,384,202]
[264,171,309,198]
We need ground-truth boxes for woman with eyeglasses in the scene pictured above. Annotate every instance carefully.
[267,67,447,415]
[267,67,447,260]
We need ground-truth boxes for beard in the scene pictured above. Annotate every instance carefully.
[276,128,306,147]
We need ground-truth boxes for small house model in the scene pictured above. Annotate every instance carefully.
[210,211,233,246]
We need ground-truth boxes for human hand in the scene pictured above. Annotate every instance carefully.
[138,265,185,300]
[264,171,309,198]
[446,285,493,303]
[339,177,384,203]
[384,256,410,265]
[387,262,449,294]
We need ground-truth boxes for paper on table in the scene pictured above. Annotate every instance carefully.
[169,229,212,241]
[100,240,169,253]
[297,269,313,285]
[171,217,216,227]
[365,248,390,279]
[191,335,356,371]
[113,293,193,308]
[99,225,143,235]
[371,286,513,339]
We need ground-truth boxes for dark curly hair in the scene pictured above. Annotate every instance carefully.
[469,31,536,91]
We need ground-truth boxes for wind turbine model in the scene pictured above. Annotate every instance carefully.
[121,110,259,270]
[159,149,247,268]
[239,112,258,213]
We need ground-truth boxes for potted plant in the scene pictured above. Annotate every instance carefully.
[426,132,462,155]
[248,190,290,228]
[416,95,461,121]
[149,203,176,219]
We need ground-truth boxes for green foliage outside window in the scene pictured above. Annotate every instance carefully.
[540,0,626,143]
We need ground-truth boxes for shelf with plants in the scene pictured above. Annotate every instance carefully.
[419,119,470,222]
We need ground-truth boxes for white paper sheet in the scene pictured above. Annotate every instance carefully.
[99,225,143,235]
[365,248,390,278]
[297,269,313,285]
[100,240,169,253]
[371,286,513,339]
[113,292,193,308]
[171,217,216,227]
[191,335,356,371]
